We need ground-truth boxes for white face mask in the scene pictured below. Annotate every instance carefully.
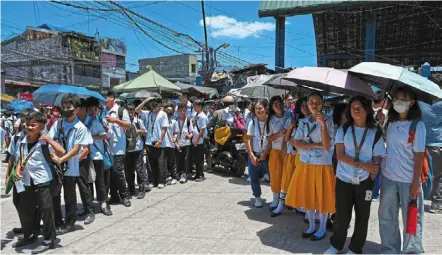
[393,100,410,113]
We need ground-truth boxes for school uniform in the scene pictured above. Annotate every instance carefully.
[84,115,109,204]
[176,117,191,179]
[164,118,179,181]
[285,116,336,214]
[16,136,56,243]
[266,115,285,194]
[49,118,90,227]
[103,104,130,201]
[329,126,385,254]
[246,117,269,198]
[281,119,300,192]
[189,111,209,179]
[379,120,426,254]
[126,116,147,194]
[174,101,195,119]
[144,110,169,186]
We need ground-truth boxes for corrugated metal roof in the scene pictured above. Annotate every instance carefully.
[258,0,370,17]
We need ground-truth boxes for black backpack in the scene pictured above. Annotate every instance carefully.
[115,107,137,152]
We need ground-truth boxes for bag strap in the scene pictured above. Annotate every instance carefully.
[117,107,124,120]
[408,120,419,144]
[19,141,40,168]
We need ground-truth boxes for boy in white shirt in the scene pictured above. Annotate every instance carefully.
[189,99,209,182]
[164,103,179,185]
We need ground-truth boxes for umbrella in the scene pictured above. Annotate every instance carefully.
[113,70,181,93]
[263,73,316,96]
[176,82,219,99]
[239,74,288,99]
[33,84,106,106]
[6,99,35,113]
[283,67,375,98]
[348,62,442,104]
[1,94,15,103]
[123,90,161,99]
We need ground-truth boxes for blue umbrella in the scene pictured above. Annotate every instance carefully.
[6,99,35,114]
[33,84,106,106]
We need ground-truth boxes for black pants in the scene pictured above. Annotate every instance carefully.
[18,181,55,241]
[429,146,442,209]
[77,159,94,215]
[147,145,167,185]
[91,160,109,203]
[14,185,41,232]
[176,145,190,177]
[143,150,150,184]
[330,178,374,254]
[53,176,77,226]
[165,147,178,180]
[126,150,145,193]
[189,144,205,178]
[110,155,129,200]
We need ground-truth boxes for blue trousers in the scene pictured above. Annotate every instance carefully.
[248,156,269,198]
[372,171,382,199]
[378,175,424,254]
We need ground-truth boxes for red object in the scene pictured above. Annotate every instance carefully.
[18,93,33,101]
[406,199,418,235]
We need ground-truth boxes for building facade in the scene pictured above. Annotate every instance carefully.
[138,54,198,83]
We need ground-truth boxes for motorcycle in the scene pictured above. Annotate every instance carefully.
[206,126,247,177]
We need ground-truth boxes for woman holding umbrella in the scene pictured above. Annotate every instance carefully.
[285,92,335,241]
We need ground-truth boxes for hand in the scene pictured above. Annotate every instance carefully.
[410,180,421,200]
[39,134,51,143]
[176,145,181,152]
[376,110,386,125]
[259,153,267,162]
[279,129,287,137]
[154,140,162,148]
[105,116,119,123]
[361,161,379,174]
[15,165,23,180]
[52,155,62,164]
[79,154,87,161]
[5,174,9,185]
[316,112,326,127]
[250,155,259,166]
[193,140,198,147]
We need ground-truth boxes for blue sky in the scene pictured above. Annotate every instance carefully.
[1,1,318,72]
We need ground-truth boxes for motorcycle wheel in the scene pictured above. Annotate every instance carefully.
[231,158,246,177]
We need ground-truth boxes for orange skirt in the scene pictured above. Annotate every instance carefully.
[268,149,284,193]
[285,162,336,214]
[280,153,300,192]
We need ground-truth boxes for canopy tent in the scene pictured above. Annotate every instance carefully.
[175,82,219,99]
[1,94,15,103]
[113,70,181,94]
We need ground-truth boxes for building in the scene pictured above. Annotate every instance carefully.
[138,54,198,84]
[1,24,127,94]
[258,1,442,71]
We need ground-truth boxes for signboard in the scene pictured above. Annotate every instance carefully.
[101,38,127,56]
[18,93,33,101]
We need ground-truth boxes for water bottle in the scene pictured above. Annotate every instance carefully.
[406,199,418,235]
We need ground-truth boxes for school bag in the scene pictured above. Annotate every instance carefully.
[408,120,433,199]
[232,112,245,130]
[113,107,137,152]
[41,143,64,196]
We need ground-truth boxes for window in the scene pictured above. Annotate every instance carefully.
[110,78,120,87]
[191,64,196,73]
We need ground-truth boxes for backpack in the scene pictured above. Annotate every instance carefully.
[233,112,245,130]
[407,120,433,199]
[114,107,137,152]
[85,117,114,169]
[41,143,64,196]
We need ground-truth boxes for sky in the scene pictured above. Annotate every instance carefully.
[1,1,318,72]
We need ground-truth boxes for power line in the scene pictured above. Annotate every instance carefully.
[415,1,441,30]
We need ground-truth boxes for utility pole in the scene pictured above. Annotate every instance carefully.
[201,0,210,86]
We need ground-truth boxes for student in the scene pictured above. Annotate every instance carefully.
[163,103,179,185]
[14,111,64,253]
[246,99,270,207]
[378,87,425,254]
[272,97,309,217]
[284,94,294,119]
[175,103,192,183]
[126,103,147,198]
[49,94,93,235]
[174,92,195,118]
[286,92,335,241]
[145,98,169,189]
[103,92,132,207]
[189,99,208,182]
[265,96,286,211]
[325,96,385,254]
[85,99,113,215]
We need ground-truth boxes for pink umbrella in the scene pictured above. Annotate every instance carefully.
[283,67,376,98]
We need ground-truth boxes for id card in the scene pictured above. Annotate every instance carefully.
[351,171,360,185]
[15,180,25,193]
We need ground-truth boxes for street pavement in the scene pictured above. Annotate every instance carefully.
[1,154,441,254]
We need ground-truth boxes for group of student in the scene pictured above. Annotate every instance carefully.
[244,86,440,254]
[4,91,209,254]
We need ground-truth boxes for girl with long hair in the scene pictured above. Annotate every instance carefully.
[285,92,335,241]
[378,87,425,254]
[271,97,310,217]
[324,96,385,254]
[246,99,270,207]
[265,96,286,211]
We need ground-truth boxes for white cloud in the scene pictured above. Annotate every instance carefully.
[199,15,274,39]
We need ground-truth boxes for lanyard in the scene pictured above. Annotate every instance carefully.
[178,118,187,135]
[256,118,266,150]
[351,125,369,164]
[149,113,157,131]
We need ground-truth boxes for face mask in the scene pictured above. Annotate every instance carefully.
[393,100,410,113]
[61,109,75,118]
[166,111,173,118]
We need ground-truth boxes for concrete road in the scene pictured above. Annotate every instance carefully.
[1,155,441,254]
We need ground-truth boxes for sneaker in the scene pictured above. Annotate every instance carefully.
[56,224,75,236]
[247,177,251,183]
[148,183,154,189]
[324,245,341,254]
[12,235,37,248]
[166,177,172,185]
[195,176,205,182]
[31,241,54,254]
[102,206,113,216]
[261,173,270,182]
[254,197,264,208]
[179,175,187,184]
[122,198,131,207]
[171,179,178,185]
[371,197,380,202]
[157,184,165,189]
[144,183,152,192]
[84,214,95,225]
